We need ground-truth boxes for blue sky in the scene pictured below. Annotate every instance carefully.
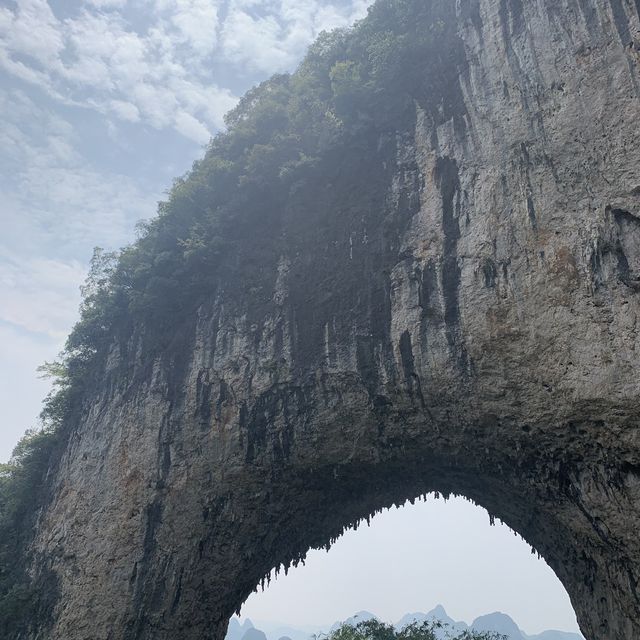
[0,0,580,634]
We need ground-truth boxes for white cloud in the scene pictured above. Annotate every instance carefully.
[221,9,293,74]
[315,1,372,32]
[167,75,237,129]
[110,98,140,121]
[0,322,61,462]
[85,0,127,7]
[0,48,55,92]
[0,251,85,338]
[64,11,147,88]
[169,0,220,56]
[0,88,158,259]
[18,163,153,245]
[45,134,77,163]
[219,0,371,75]
[0,2,230,139]
[0,0,373,141]
[130,81,178,127]
[174,110,210,144]
[0,0,64,67]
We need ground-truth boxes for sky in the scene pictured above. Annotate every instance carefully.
[239,498,580,635]
[0,0,579,635]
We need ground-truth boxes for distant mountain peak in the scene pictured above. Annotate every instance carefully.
[228,609,583,640]
[351,611,377,621]
[471,612,523,640]
[427,605,449,619]
[241,628,268,640]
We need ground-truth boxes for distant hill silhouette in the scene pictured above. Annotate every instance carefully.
[241,628,268,640]
[332,611,378,632]
[227,619,255,640]
[228,606,583,640]
[396,606,467,639]
[471,613,524,639]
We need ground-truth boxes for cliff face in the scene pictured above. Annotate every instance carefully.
[27,1,640,639]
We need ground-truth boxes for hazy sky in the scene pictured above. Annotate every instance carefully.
[239,498,580,635]
[0,0,579,635]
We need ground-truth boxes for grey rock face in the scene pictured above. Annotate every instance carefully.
[27,1,640,640]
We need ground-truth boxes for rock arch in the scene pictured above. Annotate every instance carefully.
[30,1,640,639]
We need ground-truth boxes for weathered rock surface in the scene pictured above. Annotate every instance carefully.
[28,1,640,639]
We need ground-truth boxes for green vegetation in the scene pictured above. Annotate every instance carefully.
[0,429,61,635]
[325,620,505,640]
[0,0,459,632]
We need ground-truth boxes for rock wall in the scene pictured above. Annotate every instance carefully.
[28,1,640,639]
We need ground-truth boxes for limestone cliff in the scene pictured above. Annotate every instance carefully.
[18,1,640,639]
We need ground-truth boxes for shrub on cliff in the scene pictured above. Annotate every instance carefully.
[0,428,62,635]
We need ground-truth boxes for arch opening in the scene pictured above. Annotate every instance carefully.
[234,494,582,639]
[199,442,629,640]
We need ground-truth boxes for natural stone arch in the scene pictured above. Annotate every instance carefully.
[235,488,581,631]
[28,1,640,640]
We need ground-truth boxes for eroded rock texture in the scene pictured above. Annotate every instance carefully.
[29,1,640,639]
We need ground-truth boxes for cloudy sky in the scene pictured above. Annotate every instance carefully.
[0,0,579,635]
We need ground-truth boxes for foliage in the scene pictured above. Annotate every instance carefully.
[0,247,122,632]
[0,0,459,632]
[0,428,61,635]
[324,621,505,640]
